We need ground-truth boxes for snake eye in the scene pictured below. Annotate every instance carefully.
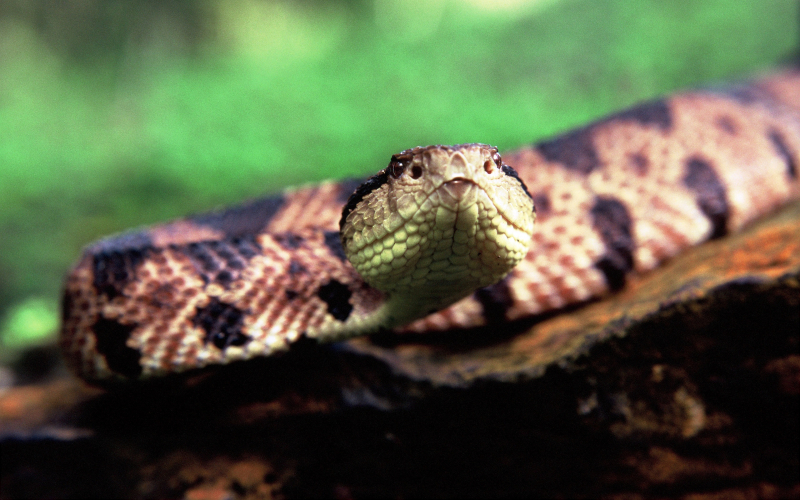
[388,158,407,178]
[492,151,502,168]
[484,152,502,174]
[410,165,423,179]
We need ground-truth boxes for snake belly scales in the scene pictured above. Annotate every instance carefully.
[61,70,800,383]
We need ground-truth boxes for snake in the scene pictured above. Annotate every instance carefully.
[61,69,800,384]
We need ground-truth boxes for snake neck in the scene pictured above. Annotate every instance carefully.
[306,288,471,343]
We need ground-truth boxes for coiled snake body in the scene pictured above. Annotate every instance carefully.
[61,70,800,383]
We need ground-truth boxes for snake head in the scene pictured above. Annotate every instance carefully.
[340,144,535,324]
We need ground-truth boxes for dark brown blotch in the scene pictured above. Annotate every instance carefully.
[211,243,235,263]
[185,242,219,274]
[720,86,762,105]
[536,99,672,175]
[323,230,348,261]
[192,297,251,350]
[191,194,286,239]
[89,229,154,254]
[531,193,551,216]
[317,279,353,322]
[610,99,673,130]
[628,153,649,175]
[92,245,154,300]
[715,115,738,135]
[475,275,513,324]
[230,235,261,259]
[152,283,177,305]
[535,128,600,175]
[92,317,142,379]
[209,240,249,270]
[590,196,635,291]
[182,239,258,287]
[275,233,304,250]
[768,129,798,179]
[683,157,730,239]
[216,270,234,288]
[288,260,306,275]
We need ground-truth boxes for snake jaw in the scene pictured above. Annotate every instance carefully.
[340,143,536,329]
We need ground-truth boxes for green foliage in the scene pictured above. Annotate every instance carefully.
[0,297,58,361]
[0,0,796,350]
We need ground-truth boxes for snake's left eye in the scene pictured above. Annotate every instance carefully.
[388,158,407,178]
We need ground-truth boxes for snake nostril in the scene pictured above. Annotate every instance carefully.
[484,160,495,174]
[411,165,423,179]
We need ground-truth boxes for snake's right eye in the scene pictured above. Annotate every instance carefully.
[388,159,407,178]
[484,151,502,174]
[492,151,502,168]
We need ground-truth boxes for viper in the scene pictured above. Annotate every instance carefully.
[61,69,800,383]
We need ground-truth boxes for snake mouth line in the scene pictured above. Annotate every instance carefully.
[442,177,477,200]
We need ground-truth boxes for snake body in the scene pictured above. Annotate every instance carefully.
[61,70,800,383]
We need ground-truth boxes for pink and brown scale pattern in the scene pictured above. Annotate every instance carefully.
[61,69,800,382]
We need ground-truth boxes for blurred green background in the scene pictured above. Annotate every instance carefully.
[0,0,797,356]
